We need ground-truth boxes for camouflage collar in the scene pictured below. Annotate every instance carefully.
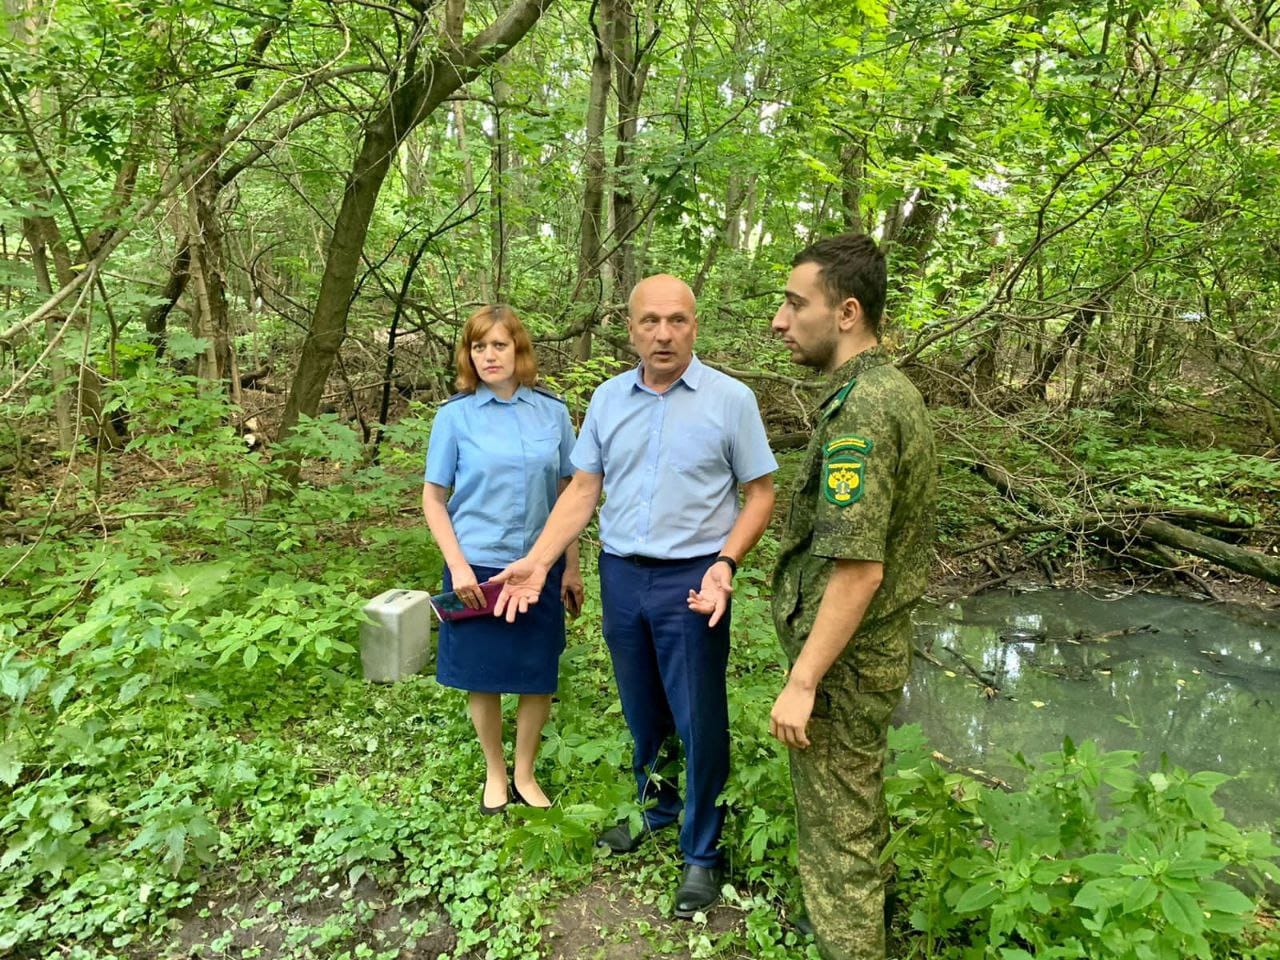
[817,345,891,410]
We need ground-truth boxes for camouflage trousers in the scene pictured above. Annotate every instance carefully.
[790,662,902,960]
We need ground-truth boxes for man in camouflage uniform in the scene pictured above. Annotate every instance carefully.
[768,233,936,960]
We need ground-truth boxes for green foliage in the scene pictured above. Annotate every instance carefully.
[931,403,1278,558]
[1072,426,1280,526]
[542,355,631,419]
[0,383,446,953]
[885,727,1280,959]
[5,449,1276,958]
[3,0,1280,955]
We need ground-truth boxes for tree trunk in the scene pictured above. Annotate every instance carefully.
[692,18,747,298]
[970,324,1001,398]
[692,172,748,297]
[1219,282,1280,446]
[444,0,466,43]
[1131,517,1280,586]
[890,187,941,275]
[185,170,241,404]
[21,217,73,450]
[142,241,191,357]
[372,234,433,459]
[840,141,865,233]
[402,128,430,198]
[572,0,615,360]
[976,461,1280,587]
[609,0,649,299]
[450,98,492,301]
[277,0,555,479]
[741,175,759,250]
[490,72,511,299]
[168,20,282,401]
[1024,297,1104,401]
[1068,337,1087,408]
[21,201,124,451]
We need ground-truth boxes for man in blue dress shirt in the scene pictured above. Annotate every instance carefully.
[496,274,777,916]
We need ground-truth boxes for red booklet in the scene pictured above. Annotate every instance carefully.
[428,580,504,622]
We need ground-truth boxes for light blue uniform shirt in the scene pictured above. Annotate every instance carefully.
[424,384,576,567]
[572,355,778,559]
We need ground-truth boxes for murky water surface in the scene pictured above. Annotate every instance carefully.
[901,590,1280,829]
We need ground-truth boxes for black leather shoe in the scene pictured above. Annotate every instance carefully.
[673,864,721,918]
[596,820,649,853]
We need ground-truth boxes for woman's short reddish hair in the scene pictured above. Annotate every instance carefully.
[454,304,539,392]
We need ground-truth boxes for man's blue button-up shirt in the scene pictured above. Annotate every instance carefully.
[572,355,777,559]
[424,384,576,567]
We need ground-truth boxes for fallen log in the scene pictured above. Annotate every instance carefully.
[1105,499,1253,530]
[1135,516,1280,586]
[971,461,1280,588]
[914,644,1002,699]
[945,534,1067,597]
[1144,541,1224,602]
[1069,624,1156,643]
[942,643,1001,695]
[912,644,946,669]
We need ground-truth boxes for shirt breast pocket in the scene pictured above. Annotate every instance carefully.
[523,429,561,468]
[670,426,725,477]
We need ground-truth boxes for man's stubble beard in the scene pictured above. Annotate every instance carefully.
[807,333,838,373]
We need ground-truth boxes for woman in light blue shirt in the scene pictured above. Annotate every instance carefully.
[422,305,583,814]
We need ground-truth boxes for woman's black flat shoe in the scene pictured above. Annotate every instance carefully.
[511,783,552,810]
[480,786,509,815]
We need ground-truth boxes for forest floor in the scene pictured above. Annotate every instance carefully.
[154,867,754,960]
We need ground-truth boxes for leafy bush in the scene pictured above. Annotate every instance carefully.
[885,726,1280,959]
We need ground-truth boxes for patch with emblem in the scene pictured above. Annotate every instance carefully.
[822,436,873,507]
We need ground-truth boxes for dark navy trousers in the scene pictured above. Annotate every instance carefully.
[598,552,731,868]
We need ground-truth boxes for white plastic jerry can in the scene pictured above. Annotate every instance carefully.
[360,589,432,682]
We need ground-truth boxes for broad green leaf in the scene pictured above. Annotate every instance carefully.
[0,741,20,788]
[1078,853,1127,874]
[1161,889,1204,935]
[955,881,1003,913]
[47,673,76,712]
[117,673,150,705]
[58,619,108,655]
[1196,880,1253,915]
[1122,877,1157,913]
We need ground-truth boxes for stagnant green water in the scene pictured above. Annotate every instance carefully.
[901,590,1280,829]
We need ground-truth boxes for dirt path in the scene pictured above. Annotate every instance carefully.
[150,868,752,959]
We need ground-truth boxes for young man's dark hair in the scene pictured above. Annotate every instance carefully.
[791,233,887,338]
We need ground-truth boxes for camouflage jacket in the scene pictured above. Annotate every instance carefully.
[771,346,937,692]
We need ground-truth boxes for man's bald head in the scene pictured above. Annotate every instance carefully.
[626,274,698,389]
[628,274,696,320]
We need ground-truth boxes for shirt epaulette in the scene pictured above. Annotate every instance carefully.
[441,391,469,406]
[533,385,566,404]
[821,377,857,421]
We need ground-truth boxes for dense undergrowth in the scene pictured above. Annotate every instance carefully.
[2,364,1279,959]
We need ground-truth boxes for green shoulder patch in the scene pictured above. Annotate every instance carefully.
[823,454,866,506]
[822,435,873,506]
[824,435,874,458]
